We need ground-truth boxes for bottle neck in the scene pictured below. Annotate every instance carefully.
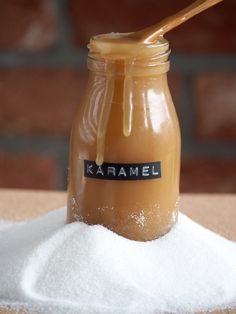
[87,54,170,78]
[88,35,170,78]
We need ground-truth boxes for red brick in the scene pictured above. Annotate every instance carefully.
[0,68,88,136]
[181,158,236,193]
[70,0,234,53]
[0,153,60,190]
[194,73,236,141]
[0,0,57,51]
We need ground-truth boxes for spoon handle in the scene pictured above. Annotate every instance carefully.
[131,0,223,44]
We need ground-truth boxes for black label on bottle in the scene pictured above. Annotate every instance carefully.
[84,160,161,181]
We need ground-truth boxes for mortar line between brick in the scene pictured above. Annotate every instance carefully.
[185,142,236,157]
[55,0,75,49]
[0,53,236,70]
[0,135,68,153]
[179,73,195,155]
[0,49,87,68]
[171,54,236,72]
[0,132,235,158]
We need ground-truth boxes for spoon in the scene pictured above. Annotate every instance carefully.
[122,0,223,44]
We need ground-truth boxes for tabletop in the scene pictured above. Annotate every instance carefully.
[0,189,235,314]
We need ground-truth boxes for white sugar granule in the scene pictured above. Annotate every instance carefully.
[0,207,236,314]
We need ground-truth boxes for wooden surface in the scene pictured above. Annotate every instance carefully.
[0,189,235,314]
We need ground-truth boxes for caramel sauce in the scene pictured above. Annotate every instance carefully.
[67,0,223,241]
[67,37,180,241]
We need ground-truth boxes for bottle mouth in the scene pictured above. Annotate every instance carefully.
[88,32,170,62]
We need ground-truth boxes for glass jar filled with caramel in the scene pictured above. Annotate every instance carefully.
[67,34,181,241]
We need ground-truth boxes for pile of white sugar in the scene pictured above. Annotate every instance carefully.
[0,207,236,314]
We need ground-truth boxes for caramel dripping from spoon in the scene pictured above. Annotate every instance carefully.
[95,0,223,165]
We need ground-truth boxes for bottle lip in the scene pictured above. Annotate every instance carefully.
[88,32,170,60]
[87,33,170,76]
[89,32,169,48]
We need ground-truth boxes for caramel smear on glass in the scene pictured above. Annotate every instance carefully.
[96,60,115,166]
[123,58,134,137]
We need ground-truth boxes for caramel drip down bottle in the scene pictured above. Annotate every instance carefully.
[67,36,181,241]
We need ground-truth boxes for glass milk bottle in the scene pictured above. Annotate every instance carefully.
[67,35,181,241]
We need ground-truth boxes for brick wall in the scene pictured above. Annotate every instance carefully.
[0,0,235,192]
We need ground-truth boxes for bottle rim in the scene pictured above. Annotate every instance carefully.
[87,33,170,76]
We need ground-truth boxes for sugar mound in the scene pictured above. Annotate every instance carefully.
[0,207,236,314]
